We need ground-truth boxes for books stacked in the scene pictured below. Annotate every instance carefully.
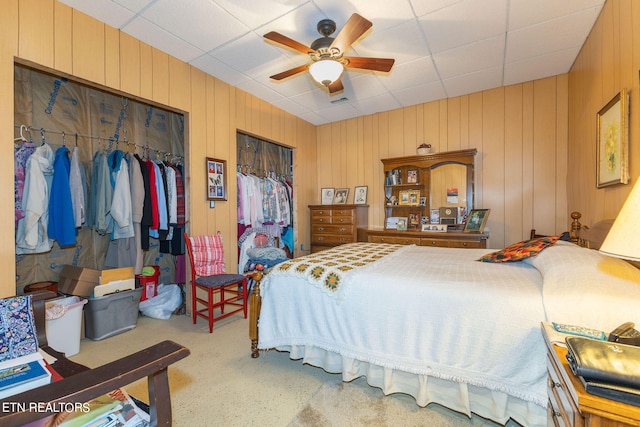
[0,352,51,399]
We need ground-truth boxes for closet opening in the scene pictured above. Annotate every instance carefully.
[14,62,187,296]
[236,131,293,275]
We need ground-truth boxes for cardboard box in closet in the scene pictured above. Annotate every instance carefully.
[58,265,135,297]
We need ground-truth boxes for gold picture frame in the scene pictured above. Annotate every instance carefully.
[596,89,629,188]
[464,209,490,233]
[398,189,420,206]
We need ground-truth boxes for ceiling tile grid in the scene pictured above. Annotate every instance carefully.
[58,0,605,125]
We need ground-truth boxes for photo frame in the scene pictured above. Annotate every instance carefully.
[333,188,349,204]
[321,188,335,205]
[398,189,420,206]
[207,157,227,201]
[396,217,408,231]
[421,224,447,233]
[407,169,418,184]
[596,89,629,188]
[354,186,368,204]
[408,212,421,228]
[464,209,491,233]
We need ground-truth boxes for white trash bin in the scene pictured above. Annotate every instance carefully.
[45,296,87,356]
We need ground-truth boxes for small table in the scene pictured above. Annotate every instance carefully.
[541,324,640,426]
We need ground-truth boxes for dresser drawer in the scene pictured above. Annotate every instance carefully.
[369,235,397,244]
[394,236,421,245]
[311,234,352,245]
[311,215,332,224]
[330,215,354,225]
[312,224,354,235]
[420,238,450,247]
[547,354,582,427]
[448,240,483,248]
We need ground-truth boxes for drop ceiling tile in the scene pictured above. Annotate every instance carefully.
[392,81,446,107]
[138,0,249,53]
[410,0,466,18]
[213,0,307,31]
[442,66,503,98]
[349,92,403,116]
[260,3,330,48]
[212,33,288,79]
[313,0,415,32]
[419,0,507,54]
[354,20,430,63]
[380,57,439,92]
[58,0,136,28]
[503,47,580,86]
[506,8,601,63]
[508,0,604,31]
[189,53,251,87]
[234,80,285,104]
[433,35,505,80]
[314,102,361,123]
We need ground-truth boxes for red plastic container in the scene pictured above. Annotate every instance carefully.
[135,266,159,302]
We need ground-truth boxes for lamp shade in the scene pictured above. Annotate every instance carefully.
[309,59,344,86]
[600,179,640,261]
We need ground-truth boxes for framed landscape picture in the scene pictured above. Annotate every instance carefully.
[596,89,629,188]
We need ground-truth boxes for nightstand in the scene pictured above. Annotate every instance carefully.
[541,324,640,426]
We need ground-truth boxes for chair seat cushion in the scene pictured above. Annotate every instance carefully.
[195,273,246,288]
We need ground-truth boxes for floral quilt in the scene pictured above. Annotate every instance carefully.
[267,242,403,300]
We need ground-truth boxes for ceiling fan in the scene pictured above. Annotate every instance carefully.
[264,13,395,94]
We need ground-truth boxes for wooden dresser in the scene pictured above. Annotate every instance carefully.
[366,228,488,248]
[542,325,640,427]
[309,204,368,253]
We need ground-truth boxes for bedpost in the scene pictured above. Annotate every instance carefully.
[249,271,263,358]
[570,211,582,244]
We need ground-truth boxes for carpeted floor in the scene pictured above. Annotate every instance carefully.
[69,313,520,426]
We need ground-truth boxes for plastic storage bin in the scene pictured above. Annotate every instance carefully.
[135,265,159,302]
[84,288,142,341]
[45,296,87,356]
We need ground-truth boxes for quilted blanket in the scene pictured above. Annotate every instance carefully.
[267,242,403,301]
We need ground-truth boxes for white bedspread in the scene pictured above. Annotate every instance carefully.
[259,243,548,407]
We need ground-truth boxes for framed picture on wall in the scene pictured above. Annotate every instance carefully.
[207,157,227,201]
[596,89,629,188]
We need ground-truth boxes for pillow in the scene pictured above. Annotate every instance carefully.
[254,234,268,248]
[478,235,559,263]
[0,295,39,362]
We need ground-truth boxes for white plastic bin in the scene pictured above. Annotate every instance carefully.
[45,296,87,356]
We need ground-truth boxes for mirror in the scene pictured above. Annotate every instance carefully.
[430,163,471,213]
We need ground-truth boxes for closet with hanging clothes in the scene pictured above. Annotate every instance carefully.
[13,65,186,294]
[236,132,293,274]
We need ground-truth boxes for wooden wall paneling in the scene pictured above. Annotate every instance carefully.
[521,82,535,236]
[416,104,424,147]
[403,105,417,154]
[468,92,483,209]
[481,88,506,248]
[532,78,558,235]
[316,125,332,190]
[168,57,191,112]
[234,90,246,131]
[139,42,153,100]
[555,76,569,232]
[460,96,470,149]
[71,9,105,84]
[504,84,524,243]
[259,98,271,140]
[447,97,461,151]
[369,114,383,227]
[438,99,448,150]
[345,118,359,190]
[18,0,54,68]
[53,1,72,74]
[151,48,169,106]
[104,26,120,90]
[119,33,141,97]
[423,101,440,150]
[388,109,404,157]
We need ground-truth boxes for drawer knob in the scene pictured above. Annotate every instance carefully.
[462,242,468,247]
[339,238,346,242]
[318,227,324,231]
[318,218,324,222]
[318,237,324,241]
[430,241,437,245]
[338,219,345,222]
[339,228,346,232]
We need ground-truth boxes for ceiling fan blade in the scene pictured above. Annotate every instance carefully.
[328,78,344,94]
[330,13,372,53]
[345,57,395,72]
[269,64,309,81]
[264,31,313,55]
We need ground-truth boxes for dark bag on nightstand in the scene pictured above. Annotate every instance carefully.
[565,336,640,406]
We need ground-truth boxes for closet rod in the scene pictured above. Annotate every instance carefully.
[13,124,182,161]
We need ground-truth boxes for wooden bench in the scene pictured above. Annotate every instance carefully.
[0,290,190,426]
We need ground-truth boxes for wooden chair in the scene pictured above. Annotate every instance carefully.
[184,232,248,333]
[0,290,190,426]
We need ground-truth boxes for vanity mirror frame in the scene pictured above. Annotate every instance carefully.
[381,149,477,230]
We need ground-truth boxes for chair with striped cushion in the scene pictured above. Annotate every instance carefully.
[184,232,248,333]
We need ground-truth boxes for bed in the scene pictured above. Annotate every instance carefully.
[248,223,640,427]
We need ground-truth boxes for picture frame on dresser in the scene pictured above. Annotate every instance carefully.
[354,186,368,204]
[464,209,490,233]
[333,188,349,204]
[321,188,335,204]
[396,217,408,231]
[596,88,629,188]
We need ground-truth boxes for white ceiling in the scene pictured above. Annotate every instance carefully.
[58,0,605,126]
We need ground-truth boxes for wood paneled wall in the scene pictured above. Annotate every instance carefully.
[316,76,569,249]
[567,0,640,227]
[1,0,317,297]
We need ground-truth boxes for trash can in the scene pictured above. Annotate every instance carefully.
[45,296,87,357]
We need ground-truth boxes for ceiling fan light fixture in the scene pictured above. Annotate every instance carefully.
[309,59,344,86]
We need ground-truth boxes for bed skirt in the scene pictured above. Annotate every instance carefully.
[280,344,547,427]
